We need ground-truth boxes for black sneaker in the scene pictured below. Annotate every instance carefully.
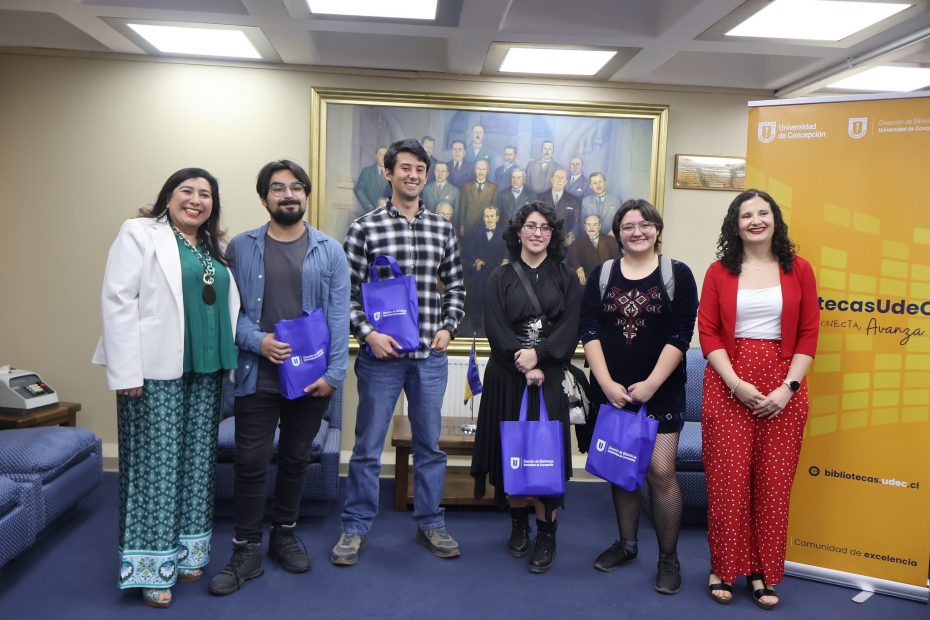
[655,555,682,594]
[268,523,311,573]
[208,540,264,596]
[593,540,637,572]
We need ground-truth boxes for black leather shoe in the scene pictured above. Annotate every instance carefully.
[209,540,264,596]
[507,508,531,558]
[528,519,557,573]
[268,523,311,573]
[593,540,637,572]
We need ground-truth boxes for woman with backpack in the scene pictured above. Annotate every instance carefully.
[580,199,698,594]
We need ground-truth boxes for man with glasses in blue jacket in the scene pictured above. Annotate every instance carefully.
[210,159,350,595]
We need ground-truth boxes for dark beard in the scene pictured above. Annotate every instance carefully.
[269,202,305,225]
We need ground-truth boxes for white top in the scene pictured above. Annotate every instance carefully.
[735,285,782,340]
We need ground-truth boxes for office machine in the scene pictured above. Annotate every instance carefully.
[0,368,59,410]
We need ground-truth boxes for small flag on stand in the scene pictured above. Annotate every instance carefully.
[463,337,483,404]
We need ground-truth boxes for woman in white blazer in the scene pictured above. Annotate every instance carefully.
[93,168,239,608]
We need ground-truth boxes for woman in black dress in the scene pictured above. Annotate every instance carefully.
[580,199,698,595]
[470,202,582,574]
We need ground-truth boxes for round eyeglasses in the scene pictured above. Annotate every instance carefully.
[269,181,307,196]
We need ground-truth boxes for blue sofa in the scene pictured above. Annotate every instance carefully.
[0,426,103,568]
[643,347,708,525]
[214,385,343,517]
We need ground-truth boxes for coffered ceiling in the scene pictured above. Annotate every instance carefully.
[2,0,929,96]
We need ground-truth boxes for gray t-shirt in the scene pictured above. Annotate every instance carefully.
[257,229,309,394]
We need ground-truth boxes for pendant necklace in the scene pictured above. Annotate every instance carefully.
[173,226,217,305]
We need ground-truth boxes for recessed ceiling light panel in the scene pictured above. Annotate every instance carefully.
[827,65,930,91]
[726,0,911,41]
[127,23,261,59]
[499,48,617,76]
[307,0,438,20]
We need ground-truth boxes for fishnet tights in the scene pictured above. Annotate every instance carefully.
[611,432,682,555]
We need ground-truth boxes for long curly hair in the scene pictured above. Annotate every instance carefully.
[502,201,567,263]
[716,189,796,275]
[140,167,228,266]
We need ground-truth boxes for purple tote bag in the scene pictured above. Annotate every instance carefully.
[274,309,330,400]
[361,255,420,353]
[500,386,565,497]
[584,402,658,491]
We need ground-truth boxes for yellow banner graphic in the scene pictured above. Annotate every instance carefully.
[746,95,930,596]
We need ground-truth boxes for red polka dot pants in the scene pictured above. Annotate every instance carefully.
[701,338,808,585]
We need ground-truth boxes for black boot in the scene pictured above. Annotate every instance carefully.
[528,519,557,574]
[268,523,312,573]
[208,540,264,596]
[507,508,531,558]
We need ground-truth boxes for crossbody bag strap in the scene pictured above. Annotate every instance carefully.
[511,262,543,316]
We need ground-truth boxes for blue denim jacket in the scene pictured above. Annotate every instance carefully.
[228,222,351,397]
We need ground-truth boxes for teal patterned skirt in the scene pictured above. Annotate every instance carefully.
[116,372,222,589]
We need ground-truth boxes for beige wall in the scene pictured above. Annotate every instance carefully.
[0,51,757,467]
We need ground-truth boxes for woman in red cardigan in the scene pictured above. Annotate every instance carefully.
[698,189,819,610]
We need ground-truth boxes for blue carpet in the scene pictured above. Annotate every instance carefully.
[0,473,925,619]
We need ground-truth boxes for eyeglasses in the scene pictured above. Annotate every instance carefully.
[522,223,553,235]
[269,181,307,196]
[619,221,656,234]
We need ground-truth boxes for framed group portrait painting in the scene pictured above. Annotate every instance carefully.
[309,87,668,351]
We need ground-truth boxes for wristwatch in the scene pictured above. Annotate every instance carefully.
[783,379,801,392]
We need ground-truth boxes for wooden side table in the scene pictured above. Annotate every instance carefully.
[390,415,495,511]
[0,401,81,429]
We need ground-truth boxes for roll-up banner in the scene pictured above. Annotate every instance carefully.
[746,92,930,602]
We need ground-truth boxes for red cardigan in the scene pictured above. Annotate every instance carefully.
[698,256,820,359]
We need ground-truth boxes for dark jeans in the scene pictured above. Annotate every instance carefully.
[233,391,330,542]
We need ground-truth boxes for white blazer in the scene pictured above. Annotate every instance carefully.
[92,217,239,390]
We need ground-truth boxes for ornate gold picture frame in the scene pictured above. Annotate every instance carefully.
[309,87,669,352]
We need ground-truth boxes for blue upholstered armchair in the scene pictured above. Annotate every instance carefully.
[213,382,343,517]
[643,347,708,525]
[0,426,103,568]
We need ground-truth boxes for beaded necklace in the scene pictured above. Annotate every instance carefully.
[172,225,217,305]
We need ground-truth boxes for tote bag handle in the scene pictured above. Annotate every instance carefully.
[369,255,404,281]
[518,385,549,422]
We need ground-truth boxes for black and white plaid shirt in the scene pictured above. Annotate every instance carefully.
[344,200,465,358]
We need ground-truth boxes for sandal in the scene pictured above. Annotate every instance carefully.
[178,567,203,582]
[142,588,172,608]
[748,573,779,610]
[708,573,733,605]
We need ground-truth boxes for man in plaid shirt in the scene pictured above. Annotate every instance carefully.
[332,139,466,565]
